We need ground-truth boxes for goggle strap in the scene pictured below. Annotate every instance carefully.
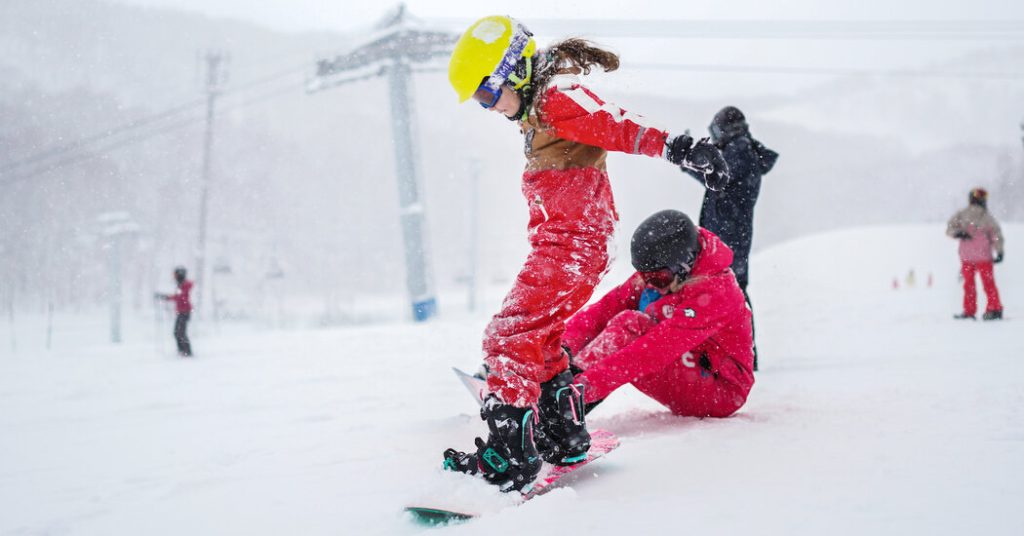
[508,57,532,91]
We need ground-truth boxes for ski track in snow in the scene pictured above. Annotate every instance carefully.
[0,224,1022,535]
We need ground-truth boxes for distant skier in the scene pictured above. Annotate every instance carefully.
[155,266,194,356]
[563,210,755,418]
[946,188,1004,320]
[441,16,730,492]
[682,106,777,370]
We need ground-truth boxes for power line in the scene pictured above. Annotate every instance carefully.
[629,62,1024,80]
[8,15,1024,178]
[413,61,1024,81]
[0,62,309,179]
[1,78,307,186]
[0,97,208,175]
[434,18,1024,41]
[6,50,1023,185]
[1,115,203,187]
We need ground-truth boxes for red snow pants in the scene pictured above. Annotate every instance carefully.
[961,260,1002,316]
[483,167,617,408]
[576,310,750,418]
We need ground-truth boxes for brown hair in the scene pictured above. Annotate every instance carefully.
[546,39,619,74]
[529,39,620,112]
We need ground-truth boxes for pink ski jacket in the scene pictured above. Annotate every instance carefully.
[164,280,193,314]
[564,229,755,412]
[946,204,1004,263]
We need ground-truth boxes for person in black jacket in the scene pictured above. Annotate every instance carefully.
[684,106,778,370]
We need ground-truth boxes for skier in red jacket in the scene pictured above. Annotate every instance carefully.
[155,266,193,357]
[442,16,730,492]
[564,210,755,418]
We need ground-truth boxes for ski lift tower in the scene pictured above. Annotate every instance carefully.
[307,5,457,322]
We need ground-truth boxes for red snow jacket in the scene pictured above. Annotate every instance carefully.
[482,72,676,407]
[564,229,755,415]
[164,280,193,314]
[524,72,672,173]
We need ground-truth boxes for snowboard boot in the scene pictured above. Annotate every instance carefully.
[568,360,605,417]
[953,313,976,320]
[534,369,591,466]
[442,395,542,493]
[982,310,1003,321]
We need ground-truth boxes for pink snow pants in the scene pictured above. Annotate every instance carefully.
[961,261,1002,316]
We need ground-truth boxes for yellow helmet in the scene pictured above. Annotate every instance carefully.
[448,15,537,102]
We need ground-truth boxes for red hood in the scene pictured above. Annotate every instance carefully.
[690,228,734,277]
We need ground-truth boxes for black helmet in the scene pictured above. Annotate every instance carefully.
[173,266,187,282]
[631,210,701,278]
[709,105,748,144]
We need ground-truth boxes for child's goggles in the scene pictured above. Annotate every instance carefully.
[472,83,503,109]
[639,268,676,289]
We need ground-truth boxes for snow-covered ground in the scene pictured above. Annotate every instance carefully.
[1,224,1021,535]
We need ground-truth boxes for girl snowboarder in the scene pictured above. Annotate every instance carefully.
[442,15,730,492]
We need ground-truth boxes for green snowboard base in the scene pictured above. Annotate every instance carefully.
[404,506,475,526]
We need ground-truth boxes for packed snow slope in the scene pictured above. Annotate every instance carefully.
[1,224,1021,535]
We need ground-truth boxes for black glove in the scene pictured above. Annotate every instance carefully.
[153,292,165,300]
[665,134,694,166]
[682,138,730,191]
[952,230,971,240]
[994,252,1003,264]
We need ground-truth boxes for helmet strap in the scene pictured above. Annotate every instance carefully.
[506,56,534,122]
[507,56,532,90]
[506,93,529,122]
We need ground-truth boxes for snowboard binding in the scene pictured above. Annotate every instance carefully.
[534,369,592,465]
[442,395,542,492]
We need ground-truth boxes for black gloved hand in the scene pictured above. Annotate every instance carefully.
[665,134,694,166]
[994,252,1003,264]
[684,138,731,191]
[153,292,165,300]
[952,230,971,240]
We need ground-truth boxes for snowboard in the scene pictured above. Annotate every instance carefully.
[405,429,620,526]
[452,366,489,406]
[404,368,620,526]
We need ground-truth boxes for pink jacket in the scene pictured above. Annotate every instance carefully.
[164,280,193,314]
[563,229,755,409]
[947,205,1004,263]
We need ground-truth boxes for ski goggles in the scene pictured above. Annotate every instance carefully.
[472,82,503,109]
[709,123,724,142]
[639,268,677,289]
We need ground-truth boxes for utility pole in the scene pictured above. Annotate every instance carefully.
[195,51,225,318]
